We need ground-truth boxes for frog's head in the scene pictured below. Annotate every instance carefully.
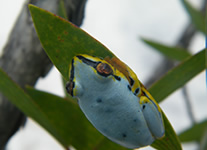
[66,54,124,97]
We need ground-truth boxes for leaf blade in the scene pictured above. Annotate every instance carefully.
[29,4,114,80]
[181,0,205,34]
[142,38,192,61]
[0,69,68,148]
[149,49,206,103]
[179,120,207,142]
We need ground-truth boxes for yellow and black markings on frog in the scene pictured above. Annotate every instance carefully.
[66,54,165,149]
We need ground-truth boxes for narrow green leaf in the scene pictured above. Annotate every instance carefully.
[29,4,114,80]
[149,49,206,103]
[142,38,192,61]
[152,113,182,150]
[179,120,207,142]
[26,88,129,150]
[181,0,205,34]
[28,5,181,150]
[0,69,68,149]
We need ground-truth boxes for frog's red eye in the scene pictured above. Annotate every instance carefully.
[96,62,113,77]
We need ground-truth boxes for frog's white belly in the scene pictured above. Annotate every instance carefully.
[77,74,155,148]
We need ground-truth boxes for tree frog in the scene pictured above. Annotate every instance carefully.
[66,54,165,149]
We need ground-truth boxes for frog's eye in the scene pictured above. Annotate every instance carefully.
[96,62,113,77]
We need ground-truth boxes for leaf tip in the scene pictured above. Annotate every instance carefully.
[28,4,37,12]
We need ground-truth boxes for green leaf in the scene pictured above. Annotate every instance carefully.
[28,4,181,150]
[142,38,192,61]
[179,120,207,142]
[181,0,205,34]
[0,69,68,149]
[152,113,182,150]
[29,4,114,80]
[26,88,129,150]
[149,49,206,103]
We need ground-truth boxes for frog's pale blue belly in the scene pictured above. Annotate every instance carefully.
[78,78,155,149]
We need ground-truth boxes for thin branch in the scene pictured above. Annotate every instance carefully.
[182,87,196,124]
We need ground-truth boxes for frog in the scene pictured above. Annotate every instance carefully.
[66,54,165,149]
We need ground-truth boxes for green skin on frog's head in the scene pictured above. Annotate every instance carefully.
[66,54,165,149]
